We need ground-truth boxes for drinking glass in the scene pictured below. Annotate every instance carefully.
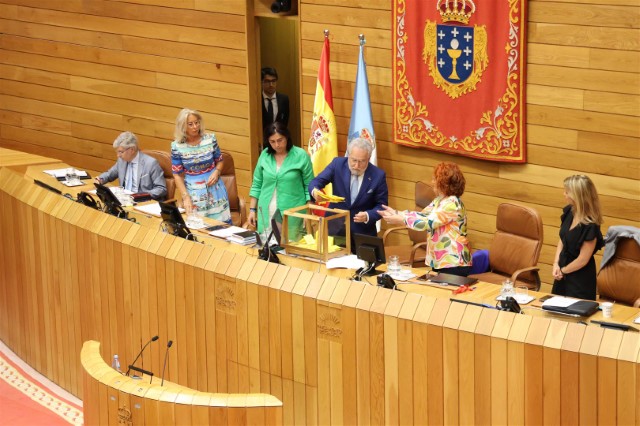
[387,255,401,275]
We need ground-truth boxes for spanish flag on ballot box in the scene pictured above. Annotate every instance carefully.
[307,31,338,196]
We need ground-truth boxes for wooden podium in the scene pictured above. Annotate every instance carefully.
[81,340,282,425]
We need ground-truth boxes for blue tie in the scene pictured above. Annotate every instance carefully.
[350,175,359,204]
[125,162,133,191]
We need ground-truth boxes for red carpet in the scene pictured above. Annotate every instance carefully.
[0,343,83,425]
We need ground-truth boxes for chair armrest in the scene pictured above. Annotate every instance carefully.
[382,226,408,244]
[409,242,427,265]
[510,266,541,291]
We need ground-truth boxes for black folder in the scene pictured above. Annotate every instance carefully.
[542,300,599,317]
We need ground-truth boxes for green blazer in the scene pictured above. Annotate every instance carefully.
[249,146,314,233]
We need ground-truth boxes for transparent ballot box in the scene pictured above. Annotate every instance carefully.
[282,204,351,262]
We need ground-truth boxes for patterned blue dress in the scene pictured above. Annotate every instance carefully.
[171,134,231,223]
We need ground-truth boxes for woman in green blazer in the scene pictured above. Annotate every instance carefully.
[248,122,314,241]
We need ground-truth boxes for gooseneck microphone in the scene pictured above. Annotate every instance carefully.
[161,340,173,386]
[126,335,159,376]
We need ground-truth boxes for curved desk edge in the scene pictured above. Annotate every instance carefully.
[81,340,283,425]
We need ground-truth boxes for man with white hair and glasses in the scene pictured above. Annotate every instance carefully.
[96,131,167,200]
[309,138,388,246]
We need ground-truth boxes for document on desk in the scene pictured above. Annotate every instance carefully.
[326,255,365,270]
[209,226,246,238]
[542,296,600,317]
[87,188,134,196]
[43,168,90,178]
[134,202,184,217]
[541,296,577,308]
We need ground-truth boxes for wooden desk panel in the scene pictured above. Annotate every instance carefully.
[1,167,640,425]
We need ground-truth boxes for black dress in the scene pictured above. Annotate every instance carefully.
[551,205,604,300]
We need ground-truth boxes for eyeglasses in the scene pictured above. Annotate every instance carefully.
[349,157,368,166]
[116,147,132,155]
[262,78,277,85]
[187,121,200,128]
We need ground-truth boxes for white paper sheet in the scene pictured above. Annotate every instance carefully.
[60,180,87,187]
[388,271,418,281]
[133,202,184,217]
[43,168,89,178]
[209,226,247,238]
[326,255,365,270]
[542,296,578,308]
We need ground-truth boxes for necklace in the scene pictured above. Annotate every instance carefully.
[186,137,201,146]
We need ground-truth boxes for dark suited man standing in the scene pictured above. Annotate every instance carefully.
[261,67,290,131]
[309,138,388,250]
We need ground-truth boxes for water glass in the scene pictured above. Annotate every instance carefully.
[601,302,613,318]
[500,279,514,299]
[186,211,204,229]
[515,285,528,302]
[120,194,134,207]
[65,168,80,185]
[387,255,401,275]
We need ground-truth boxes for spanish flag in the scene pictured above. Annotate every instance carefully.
[307,32,338,194]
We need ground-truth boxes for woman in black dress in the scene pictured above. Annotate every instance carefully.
[551,175,604,300]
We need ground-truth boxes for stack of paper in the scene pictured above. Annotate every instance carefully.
[43,168,90,179]
[227,230,258,246]
[209,226,246,238]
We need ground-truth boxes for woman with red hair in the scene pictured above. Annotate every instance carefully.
[379,162,472,276]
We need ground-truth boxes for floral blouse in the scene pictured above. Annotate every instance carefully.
[403,195,472,269]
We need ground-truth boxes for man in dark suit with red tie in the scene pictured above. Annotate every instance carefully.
[309,138,388,248]
[261,67,290,133]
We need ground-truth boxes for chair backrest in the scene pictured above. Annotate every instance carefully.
[143,150,175,200]
[489,203,543,281]
[218,152,243,226]
[407,181,436,244]
[597,238,640,305]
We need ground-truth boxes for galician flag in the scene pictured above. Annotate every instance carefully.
[308,32,338,194]
[347,36,377,165]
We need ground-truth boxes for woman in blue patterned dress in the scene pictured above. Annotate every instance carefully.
[171,108,231,223]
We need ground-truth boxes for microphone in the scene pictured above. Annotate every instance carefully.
[161,340,173,386]
[257,207,280,263]
[258,206,267,244]
[128,365,154,384]
[126,335,159,376]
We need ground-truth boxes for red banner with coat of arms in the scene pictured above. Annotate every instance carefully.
[393,0,527,162]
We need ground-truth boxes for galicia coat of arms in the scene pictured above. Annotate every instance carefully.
[422,0,488,99]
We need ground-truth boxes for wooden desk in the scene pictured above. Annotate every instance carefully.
[0,147,61,173]
[24,162,96,196]
[2,166,640,425]
[400,280,640,327]
[81,340,282,425]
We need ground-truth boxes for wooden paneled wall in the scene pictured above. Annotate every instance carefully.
[1,0,639,290]
[299,0,640,290]
[0,0,254,193]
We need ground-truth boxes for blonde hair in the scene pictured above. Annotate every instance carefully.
[563,175,603,225]
[174,108,205,143]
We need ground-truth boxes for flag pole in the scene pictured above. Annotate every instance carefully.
[359,33,365,46]
[324,29,329,38]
